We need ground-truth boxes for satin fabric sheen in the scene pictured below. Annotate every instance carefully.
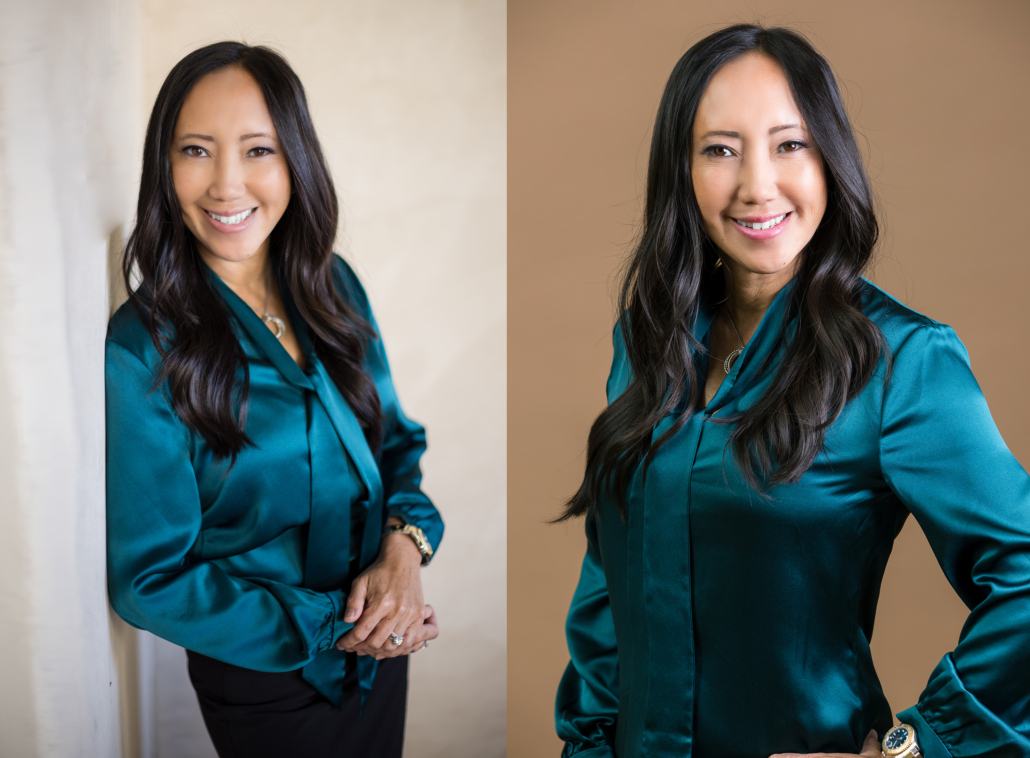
[556,279,1030,758]
[106,256,443,708]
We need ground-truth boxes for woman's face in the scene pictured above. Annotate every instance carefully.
[170,66,291,267]
[691,53,827,285]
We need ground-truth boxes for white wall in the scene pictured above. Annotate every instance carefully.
[0,0,142,756]
[136,2,507,756]
[0,1,503,756]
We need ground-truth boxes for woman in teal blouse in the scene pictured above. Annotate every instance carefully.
[556,25,1030,758]
[106,42,442,756]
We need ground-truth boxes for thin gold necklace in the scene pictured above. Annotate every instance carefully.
[722,308,745,374]
[257,270,285,339]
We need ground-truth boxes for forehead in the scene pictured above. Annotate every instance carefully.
[693,53,803,135]
[174,67,274,136]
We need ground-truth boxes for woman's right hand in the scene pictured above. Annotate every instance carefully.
[337,604,439,658]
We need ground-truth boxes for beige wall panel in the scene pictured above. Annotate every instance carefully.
[0,0,142,755]
[139,1,506,756]
[509,2,1029,756]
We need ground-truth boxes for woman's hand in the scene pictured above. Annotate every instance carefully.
[334,527,426,658]
[770,730,879,758]
[339,603,439,657]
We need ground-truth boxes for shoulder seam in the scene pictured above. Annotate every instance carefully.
[107,337,192,446]
[876,322,951,480]
[329,254,372,317]
[107,336,154,373]
[859,279,943,329]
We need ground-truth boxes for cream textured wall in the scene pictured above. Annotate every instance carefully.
[0,0,142,756]
[135,2,506,756]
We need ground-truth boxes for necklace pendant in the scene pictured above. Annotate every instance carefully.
[262,312,286,340]
[723,347,743,374]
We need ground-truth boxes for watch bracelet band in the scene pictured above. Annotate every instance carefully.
[383,523,433,565]
[882,747,921,758]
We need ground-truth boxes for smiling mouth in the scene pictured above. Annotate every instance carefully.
[732,212,789,231]
[205,208,256,226]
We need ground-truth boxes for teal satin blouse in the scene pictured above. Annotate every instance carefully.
[106,256,443,707]
[556,279,1030,757]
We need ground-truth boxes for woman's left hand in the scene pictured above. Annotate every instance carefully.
[769,730,879,758]
[334,527,425,658]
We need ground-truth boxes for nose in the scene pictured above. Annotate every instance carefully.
[209,151,246,201]
[737,151,778,206]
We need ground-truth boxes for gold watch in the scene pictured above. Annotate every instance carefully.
[384,523,434,565]
[882,724,921,758]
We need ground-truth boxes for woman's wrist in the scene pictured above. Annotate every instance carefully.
[380,530,424,565]
[381,518,434,565]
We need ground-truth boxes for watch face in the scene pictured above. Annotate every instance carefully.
[885,726,910,751]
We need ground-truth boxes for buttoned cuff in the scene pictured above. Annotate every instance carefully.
[561,745,616,758]
[896,705,952,758]
[320,588,356,652]
[564,741,609,753]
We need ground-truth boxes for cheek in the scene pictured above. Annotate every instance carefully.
[171,161,204,210]
[690,166,728,225]
[790,161,828,217]
[255,161,292,209]
[811,168,828,218]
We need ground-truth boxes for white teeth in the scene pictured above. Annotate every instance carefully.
[207,208,255,225]
[734,213,787,230]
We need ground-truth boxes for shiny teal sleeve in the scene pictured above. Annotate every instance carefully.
[105,338,353,670]
[556,515,619,758]
[331,257,445,555]
[880,324,1030,756]
[555,323,628,757]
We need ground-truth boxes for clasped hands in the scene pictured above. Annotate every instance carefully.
[769,730,879,758]
[334,525,438,659]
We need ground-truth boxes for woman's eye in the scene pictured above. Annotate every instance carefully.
[779,140,808,153]
[704,145,734,158]
[181,145,207,158]
[248,146,274,157]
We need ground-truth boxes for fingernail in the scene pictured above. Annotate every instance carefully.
[344,610,357,621]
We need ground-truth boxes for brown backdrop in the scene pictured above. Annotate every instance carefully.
[508,1,1030,756]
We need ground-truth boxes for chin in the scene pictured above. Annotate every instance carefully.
[200,237,261,263]
[753,258,797,274]
[731,251,800,277]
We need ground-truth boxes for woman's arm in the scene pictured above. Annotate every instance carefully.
[879,323,1030,757]
[106,338,353,669]
[556,514,620,758]
[555,321,632,757]
[331,256,444,552]
[328,257,445,656]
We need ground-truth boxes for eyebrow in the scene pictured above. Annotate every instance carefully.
[178,132,271,141]
[699,124,801,140]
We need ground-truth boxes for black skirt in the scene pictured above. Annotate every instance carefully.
[186,650,408,758]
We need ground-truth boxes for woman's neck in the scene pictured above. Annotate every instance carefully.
[719,257,797,343]
[198,241,273,304]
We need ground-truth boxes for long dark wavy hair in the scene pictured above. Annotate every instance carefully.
[561,24,885,520]
[124,41,381,462]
